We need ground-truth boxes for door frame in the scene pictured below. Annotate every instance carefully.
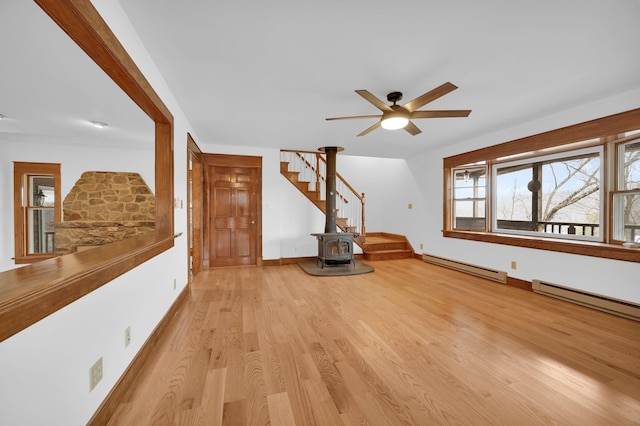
[202,153,262,267]
[187,134,203,279]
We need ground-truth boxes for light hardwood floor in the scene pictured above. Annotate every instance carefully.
[106,259,640,425]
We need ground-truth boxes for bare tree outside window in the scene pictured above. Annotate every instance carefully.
[495,149,601,238]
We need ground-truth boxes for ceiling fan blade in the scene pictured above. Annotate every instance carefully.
[403,82,458,112]
[404,121,422,136]
[326,115,382,121]
[357,121,381,137]
[355,90,393,112]
[410,110,472,119]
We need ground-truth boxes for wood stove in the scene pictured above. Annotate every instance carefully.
[311,146,357,269]
[312,232,356,269]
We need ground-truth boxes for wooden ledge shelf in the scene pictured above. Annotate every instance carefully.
[0,233,176,343]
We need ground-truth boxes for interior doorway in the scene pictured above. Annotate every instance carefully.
[187,134,203,281]
[203,153,262,267]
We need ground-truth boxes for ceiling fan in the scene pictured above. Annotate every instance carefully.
[326,82,471,136]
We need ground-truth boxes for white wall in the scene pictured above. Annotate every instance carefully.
[0,1,193,424]
[338,155,426,250]
[406,88,640,304]
[0,250,182,425]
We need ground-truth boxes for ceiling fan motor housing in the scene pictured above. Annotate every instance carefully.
[387,91,403,104]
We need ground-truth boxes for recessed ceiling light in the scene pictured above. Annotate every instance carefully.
[89,120,108,129]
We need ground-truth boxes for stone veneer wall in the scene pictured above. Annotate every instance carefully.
[53,171,155,255]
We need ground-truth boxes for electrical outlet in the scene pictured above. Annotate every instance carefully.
[125,326,131,347]
[420,243,423,250]
[511,261,517,270]
[173,278,176,290]
[89,357,103,392]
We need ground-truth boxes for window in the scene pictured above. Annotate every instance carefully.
[452,166,487,230]
[13,162,61,263]
[443,108,640,262]
[493,147,602,241]
[612,192,640,243]
[612,134,640,243]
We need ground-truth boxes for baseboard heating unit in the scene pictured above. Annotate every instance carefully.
[422,253,507,284]
[532,280,640,322]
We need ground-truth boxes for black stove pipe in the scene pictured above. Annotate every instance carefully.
[320,146,341,233]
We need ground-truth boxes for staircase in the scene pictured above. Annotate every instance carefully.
[357,232,415,261]
[280,150,363,234]
[280,150,414,260]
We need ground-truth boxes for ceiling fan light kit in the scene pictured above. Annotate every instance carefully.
[380,112,409,130]
[326,82,471,136]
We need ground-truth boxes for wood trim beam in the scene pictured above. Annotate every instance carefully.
[155,121,174,236]
[203,153,262,168]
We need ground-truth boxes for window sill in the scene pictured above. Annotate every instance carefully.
[13,254,57,264]
[0,232,176,342]
[443,230,640,263]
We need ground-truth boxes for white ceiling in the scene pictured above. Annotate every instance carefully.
[118,0,640,158]
[2,0,639,159]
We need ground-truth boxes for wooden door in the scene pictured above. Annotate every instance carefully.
[206,155,261,267]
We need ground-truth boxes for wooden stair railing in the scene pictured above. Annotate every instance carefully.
[280,149,365,236]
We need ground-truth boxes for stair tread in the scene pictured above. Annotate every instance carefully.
[361,236,405,243]
[364,248,412,253]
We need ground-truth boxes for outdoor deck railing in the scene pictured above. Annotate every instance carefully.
[456,217,640,242]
